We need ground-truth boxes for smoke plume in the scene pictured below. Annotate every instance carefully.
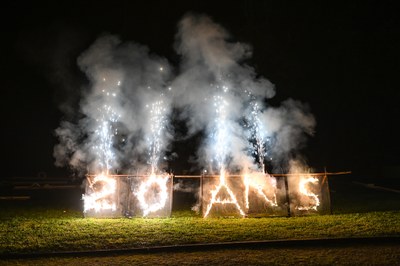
[54,34,173,175]
[54,13,315,177]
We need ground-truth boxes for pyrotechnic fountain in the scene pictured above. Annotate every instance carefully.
[242,98,280,215]
[243,173,277,210]
[296,176,320,211]
[202,88,246,217]
[130,96,173,218]
[82,77,122,217]
[83,174,117,214]
[200,85,289,218]
[55,14,333,219]
[83,78,173,218]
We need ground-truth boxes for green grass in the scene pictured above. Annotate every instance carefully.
[0,208,399,255]
[1,176,399,256]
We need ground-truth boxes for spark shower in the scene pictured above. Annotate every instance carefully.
[54,14,321,218]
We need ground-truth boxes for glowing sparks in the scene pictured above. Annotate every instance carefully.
[135,174,170,217]
[83,174,117,213]
[242,101,278,212]
[212,94,229,171]
[147,99,168,174]
[204,170,246,218]
[204,86,247,217]
[296,176,320,211]
[246,100,270,173]
[55,16,323,220]
[243,173,277,210]
[133,95,171,217]
[93,83,121,174]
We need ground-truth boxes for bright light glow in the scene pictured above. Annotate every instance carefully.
[135,174,170,217]
[83,174,117,213]
[204,170,245,217]
[296,176,320,211]
[243,173,277,209]
[147,99,167,174]
[204,88,247,217]
[212,94,229,171]
[246,100,271,173]
[92,83,121,174]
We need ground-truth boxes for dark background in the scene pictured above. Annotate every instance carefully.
[2,0,399,179]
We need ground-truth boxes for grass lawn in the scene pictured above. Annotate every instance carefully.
[0,176,399,256]
[0,208,399,255]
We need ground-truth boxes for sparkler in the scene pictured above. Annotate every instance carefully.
[204,170,246,217]
[243,173,277,210]
[133,94,171,217]
[64,15,326,219]
[147,98,168,175]
[203,88,246,218]
[135,173,171,217]
[242,97,277,211]
[246,100,269,173]
[92,79,121,174]
[83,79,121,214]
[295,176,320,211]
[83,174,116,213]
[212,93,229,171]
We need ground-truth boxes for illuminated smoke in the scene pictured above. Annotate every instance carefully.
[55,14,314,177]
[244,99,271,173]
[54,14,317,215]
[54,35,172,175]
[172,14,315,215]
[147,99,169,175]
[83,174,117,213]
[296,176,320,211]
[91,75,121,174]
[287,159,320,212]
[260,100,315,170]
[173,14,272,173]
[135,174,171,216]
[172,14,314,174]
[243,173,277,210]
[204,170,246,217]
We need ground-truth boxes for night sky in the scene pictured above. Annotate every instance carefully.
[3,1,399,178]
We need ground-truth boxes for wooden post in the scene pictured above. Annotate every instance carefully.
[116,175,120,217]
[284,175,291,217]
[325,171,332,215]
[169,174,174,217]
[200,174,204,216]
[126,175,131,217]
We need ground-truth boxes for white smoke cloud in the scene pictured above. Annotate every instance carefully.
[261,99,316,168]
[54,34,173,175]
[54,13,315,177]
[171,14,264,173]
[172,14,312,174]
